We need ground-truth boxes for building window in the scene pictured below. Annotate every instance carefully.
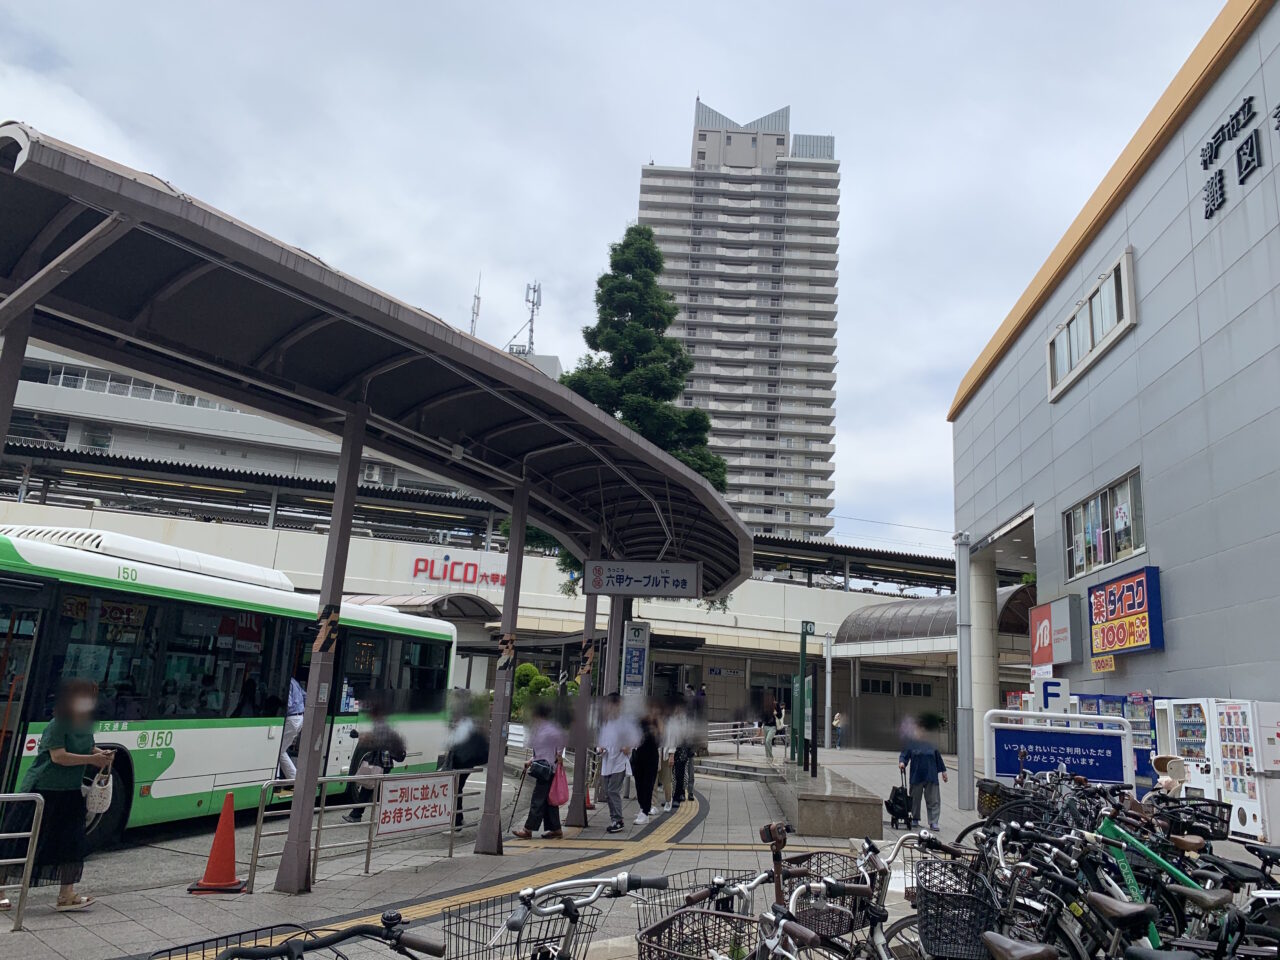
[691,259,700,268]
[698,133,707,142]
[773,215,784,223]
[697,151,706,161]
[899,681,933,698]
[860,677,891,695]
[751,136,757,147]
[1064,469,1145,580]
[688,310,698,318]
[773,231,783,240]
[692,227,702,235]
[776,137,785,146]
[772,246,783,256]
[726,134,732,145]
[691,243,702,252]
[774,182,785,191]
[1048,250,1136,401]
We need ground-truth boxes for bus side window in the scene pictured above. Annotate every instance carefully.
[157,604,268,719]
[41,589,162,722]
[393,639,449,716]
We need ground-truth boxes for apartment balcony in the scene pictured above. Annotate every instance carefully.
[783,217,839,236]
[781,249,839,267]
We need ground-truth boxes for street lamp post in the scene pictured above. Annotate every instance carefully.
[824,631,833,749]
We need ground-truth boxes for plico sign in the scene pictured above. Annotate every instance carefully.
[411,552,507,589]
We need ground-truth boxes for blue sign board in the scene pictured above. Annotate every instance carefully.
[993,726,1127,783]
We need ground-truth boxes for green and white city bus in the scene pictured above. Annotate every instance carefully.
[0,526,456,843]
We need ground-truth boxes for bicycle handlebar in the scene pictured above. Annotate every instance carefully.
[399,931,448,957]
[1008,822,1073,851]
[215,923,432,960]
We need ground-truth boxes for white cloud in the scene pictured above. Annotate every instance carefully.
[0,2,1220,543]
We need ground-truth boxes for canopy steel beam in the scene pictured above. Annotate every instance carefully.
[275,403,369,893]
[475,479,528,856]
[0,212,132,333]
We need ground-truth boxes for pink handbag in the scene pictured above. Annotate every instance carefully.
[548,759,569,807]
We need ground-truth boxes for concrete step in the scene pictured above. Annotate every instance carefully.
[694,758,786,782]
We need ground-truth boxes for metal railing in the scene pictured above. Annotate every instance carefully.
[705,722,788,759]
[244,768,476,892]
[0,793,43,931]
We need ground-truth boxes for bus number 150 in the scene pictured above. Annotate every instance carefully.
[118,565,139,582]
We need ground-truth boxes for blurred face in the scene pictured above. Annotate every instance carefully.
[71,694,97,721]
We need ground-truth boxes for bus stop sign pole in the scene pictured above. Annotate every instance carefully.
[275,404,367,894]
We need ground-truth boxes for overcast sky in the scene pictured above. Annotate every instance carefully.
[0,2,1221,555]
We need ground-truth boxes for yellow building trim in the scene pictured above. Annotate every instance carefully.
[948,0,1274,422]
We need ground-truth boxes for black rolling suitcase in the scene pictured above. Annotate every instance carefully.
[885,769,911,829]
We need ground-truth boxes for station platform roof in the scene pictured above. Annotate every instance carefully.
[0,122,751,597]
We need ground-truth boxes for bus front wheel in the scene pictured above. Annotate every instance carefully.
[85,763,131,849]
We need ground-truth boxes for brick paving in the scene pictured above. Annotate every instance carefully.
[0,750,918,960]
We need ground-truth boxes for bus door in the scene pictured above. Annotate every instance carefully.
[0,578,54,790]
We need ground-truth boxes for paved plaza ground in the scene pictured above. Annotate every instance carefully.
[0,747,967,960]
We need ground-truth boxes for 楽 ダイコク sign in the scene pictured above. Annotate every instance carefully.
[1088,566,1164,657]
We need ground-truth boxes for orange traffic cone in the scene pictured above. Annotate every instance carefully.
[188,791,247,894]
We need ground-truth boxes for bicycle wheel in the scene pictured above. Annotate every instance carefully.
[883,915,925,960]
[955,820,987,845]
[984,798,1054,829]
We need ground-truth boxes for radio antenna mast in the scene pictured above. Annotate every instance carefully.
[469,272,482,337]
[524,281,541,353]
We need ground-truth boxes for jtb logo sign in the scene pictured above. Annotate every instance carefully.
[1032,677,1071,713]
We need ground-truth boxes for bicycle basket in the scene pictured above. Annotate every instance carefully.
[914,859,1000,960]
[1160,797,1233,841]
[443,892,602,960]
[783,850,876,937]
[976,779,1005,817]
[149,924,340,960]
[637,909,759,960]
[632,867,758,930]
[902,839,980,905]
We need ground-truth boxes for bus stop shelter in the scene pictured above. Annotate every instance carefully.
[0,122,752,888]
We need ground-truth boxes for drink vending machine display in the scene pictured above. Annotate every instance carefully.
[1155,698,1280,842]
[1078,693,1162,794]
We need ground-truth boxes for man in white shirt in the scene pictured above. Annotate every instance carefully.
[596,694,640,833]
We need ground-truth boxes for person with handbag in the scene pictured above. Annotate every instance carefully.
[0,678,113,912]
[343,697,407,824]
[513,699,567,839]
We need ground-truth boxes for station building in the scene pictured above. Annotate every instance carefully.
[950,0,1280,731]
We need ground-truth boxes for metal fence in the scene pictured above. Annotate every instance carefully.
[706,722,787,759]
[0,793,43,931]
[244,768,476,892]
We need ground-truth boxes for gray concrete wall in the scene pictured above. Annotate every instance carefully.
[952,7,1280,700]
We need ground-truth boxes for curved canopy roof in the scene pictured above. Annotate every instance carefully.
[836,584,1035,645]
[0,122,751,597]
[343,592,500,624]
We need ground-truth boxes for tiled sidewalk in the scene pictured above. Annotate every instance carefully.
[0,752,911,960]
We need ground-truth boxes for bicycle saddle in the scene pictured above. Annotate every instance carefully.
[1166,886,1233,911]
[1245,843,1280,867]
[1170,835,1207,853]
[1086,892,1158,929]
[1200,853,1269,885]
[981,932,1058,960]
[1125,948,1199,960]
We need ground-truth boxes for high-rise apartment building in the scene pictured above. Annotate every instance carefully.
[638,102,838,539]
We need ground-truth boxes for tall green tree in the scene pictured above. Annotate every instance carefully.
[561,224,727,491]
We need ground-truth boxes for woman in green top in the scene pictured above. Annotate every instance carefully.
[0,678,114,912]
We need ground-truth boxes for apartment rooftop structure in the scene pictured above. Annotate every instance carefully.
[638,101,839,539]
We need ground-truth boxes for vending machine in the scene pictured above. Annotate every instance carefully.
[1078,693,1163,794]
[1155,699,1215,797]
[1155,698,1280,842]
